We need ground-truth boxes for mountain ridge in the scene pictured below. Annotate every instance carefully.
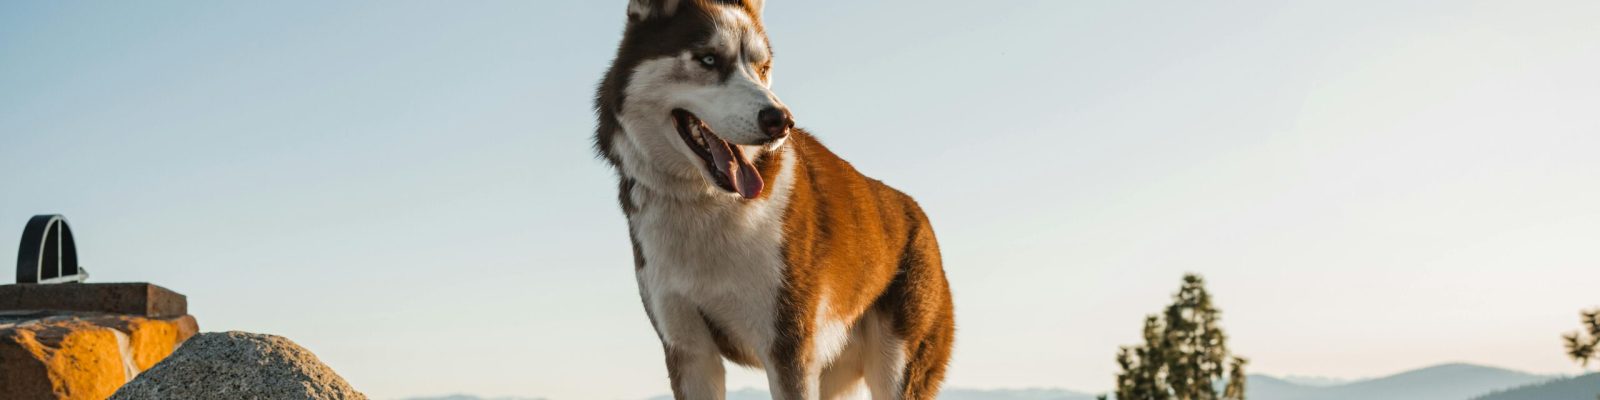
[1245,363,1554,400]
[1471,372,1600,400]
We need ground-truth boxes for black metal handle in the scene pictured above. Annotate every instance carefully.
[16,214,84,284]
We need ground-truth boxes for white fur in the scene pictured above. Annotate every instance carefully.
[861,311,907,400]
[617,57,723,200]
[813,296,855,367]
[623,139,798,395]
[824,309,908,400]
[716,4,754,28]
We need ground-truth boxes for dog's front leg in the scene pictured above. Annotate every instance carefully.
[650,295,727,400]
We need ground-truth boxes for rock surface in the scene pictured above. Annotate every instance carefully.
[110,331,367,400]
[0,311,199,400]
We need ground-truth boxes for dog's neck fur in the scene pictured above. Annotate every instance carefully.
[608,127,707,202]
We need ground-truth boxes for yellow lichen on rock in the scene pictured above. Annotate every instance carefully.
[0,312,197,400]
[106,315,199,371]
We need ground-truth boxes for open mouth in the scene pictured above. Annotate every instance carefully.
[672,109,764,199]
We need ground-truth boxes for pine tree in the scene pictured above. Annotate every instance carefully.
[1565,308,1599,368]
[1223,357,1247,400]
[1111,274,1247,400]
[1562,308,1600,400]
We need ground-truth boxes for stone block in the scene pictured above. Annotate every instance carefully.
[0,283,187,318]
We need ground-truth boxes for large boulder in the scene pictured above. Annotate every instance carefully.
[110,331,366,400]
[0,311,199,400]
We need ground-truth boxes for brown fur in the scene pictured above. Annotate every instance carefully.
[772,132,955,399]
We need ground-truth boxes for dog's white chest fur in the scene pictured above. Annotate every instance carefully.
[629,147,797,358]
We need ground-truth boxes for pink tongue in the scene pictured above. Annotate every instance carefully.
[709,138,764,199]
[731,146,764,199]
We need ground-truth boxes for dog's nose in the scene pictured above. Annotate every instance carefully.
[758,107,794,139]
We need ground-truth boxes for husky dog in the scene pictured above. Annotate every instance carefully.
[593,1,955,399]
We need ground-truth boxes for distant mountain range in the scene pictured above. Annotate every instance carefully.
[1472,372,1600,400]
[1246,363,1551,400]
[400,363,1598,400]
[1269,375,1349,387]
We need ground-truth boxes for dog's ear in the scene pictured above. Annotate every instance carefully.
[708,0,764,19]
[628,0,682,21]
[743,0,764,17]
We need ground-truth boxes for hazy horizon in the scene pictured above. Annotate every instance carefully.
[3,1,1599,399]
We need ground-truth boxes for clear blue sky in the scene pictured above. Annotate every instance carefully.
[3,1,1598,399]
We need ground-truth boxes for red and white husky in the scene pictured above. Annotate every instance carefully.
[593,1,954,398]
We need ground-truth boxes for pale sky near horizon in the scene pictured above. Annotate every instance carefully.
[3,1,1599,399]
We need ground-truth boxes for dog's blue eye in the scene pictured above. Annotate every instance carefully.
[698,55,717,68]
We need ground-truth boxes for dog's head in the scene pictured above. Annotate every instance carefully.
[596,0,792,200]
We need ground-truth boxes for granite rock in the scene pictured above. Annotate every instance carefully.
[110,331,366,400]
